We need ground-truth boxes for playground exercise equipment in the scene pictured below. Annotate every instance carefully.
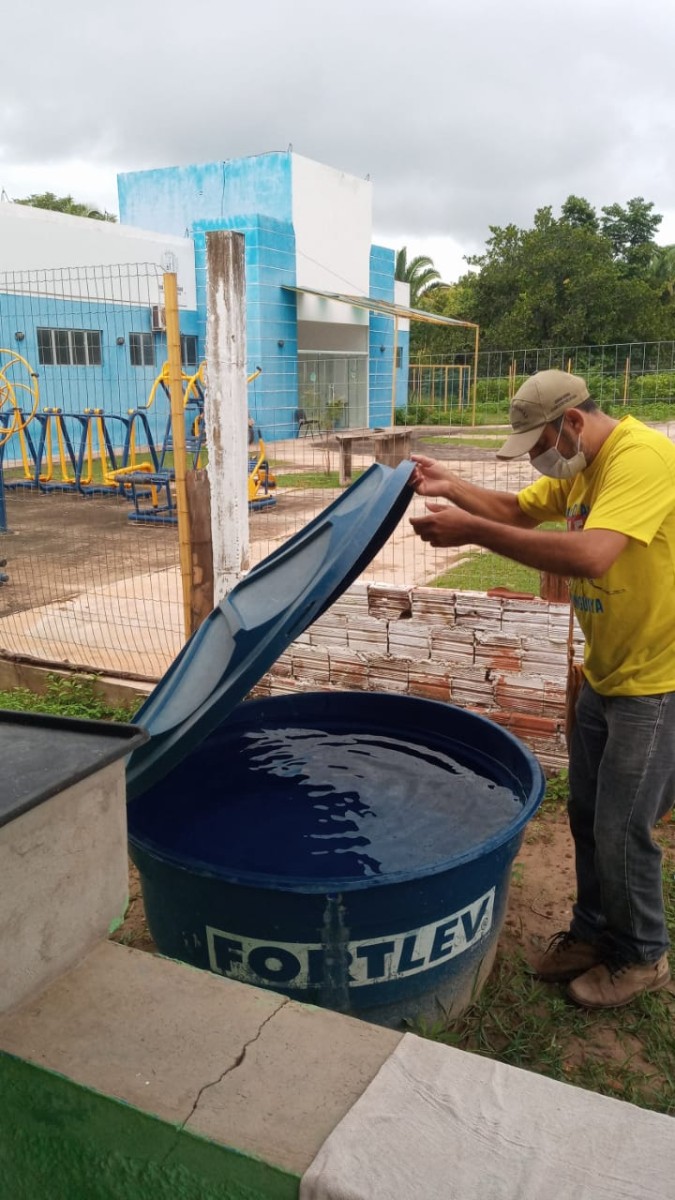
[6,407,154,496]
[0,413,12,545]
[3,359,205,504]
[0,355,275,530]
[0,351,41,570]
[0,350,40,447]
[247,436,277,511]
[0,348,40,492]
[78,410,149,495]
[246,367,276,512]
[127,364,276,524]
[124,361,209,524]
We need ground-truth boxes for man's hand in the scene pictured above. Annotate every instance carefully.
[409,503,477,547]
[409,454,536,527]
[409,455,454,499]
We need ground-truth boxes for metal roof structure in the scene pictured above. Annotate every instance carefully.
[285,285,480,420]
[283,284,478,330]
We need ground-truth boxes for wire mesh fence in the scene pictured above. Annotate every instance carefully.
[409,340,675,416]
[2,268,674,685]
[247,352,675,597]
[0,264,188,678]
[245,365,540,589]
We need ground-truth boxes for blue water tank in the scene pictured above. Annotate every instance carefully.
[127,462,546,1025]
[128,691,545,1027]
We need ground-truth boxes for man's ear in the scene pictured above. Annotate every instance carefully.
[565,408,585,435]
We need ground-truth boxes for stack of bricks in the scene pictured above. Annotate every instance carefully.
[251,583,583,775]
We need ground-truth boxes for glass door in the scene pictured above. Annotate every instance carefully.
[298,354,367,429]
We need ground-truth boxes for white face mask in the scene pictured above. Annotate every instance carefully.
[531,422,587,479]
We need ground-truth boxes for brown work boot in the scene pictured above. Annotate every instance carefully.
[568,954,671,1009]
[529,930,601,983]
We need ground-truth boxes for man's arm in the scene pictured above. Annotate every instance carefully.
[410,455,537,527]
[409,505,628,577]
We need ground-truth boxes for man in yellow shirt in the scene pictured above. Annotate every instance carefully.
[410,369,675,1008]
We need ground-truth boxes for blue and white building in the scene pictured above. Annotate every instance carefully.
[0,152,411,444]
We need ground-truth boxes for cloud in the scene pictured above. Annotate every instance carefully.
[2,0,675,277]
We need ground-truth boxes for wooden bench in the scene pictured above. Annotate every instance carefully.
[334,428,412,485]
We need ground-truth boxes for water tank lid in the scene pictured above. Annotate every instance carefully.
[126,460,415,800]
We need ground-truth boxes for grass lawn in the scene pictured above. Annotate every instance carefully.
[0,676,139,723]
[273,469,365,489]
[421,435,506,449]
[431,523,564,594]
[431,550,540,594]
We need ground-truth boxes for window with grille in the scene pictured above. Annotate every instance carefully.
[129,332,155,368]
[37,327,102,366]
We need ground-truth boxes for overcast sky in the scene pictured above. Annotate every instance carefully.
[2,0,675,282]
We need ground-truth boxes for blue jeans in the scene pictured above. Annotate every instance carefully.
[568,682,675,963]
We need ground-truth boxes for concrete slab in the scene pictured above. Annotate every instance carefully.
[0,565,184,677]
[0,941,401,1175]
[0,942,283,1126]
[186,995,403,1173]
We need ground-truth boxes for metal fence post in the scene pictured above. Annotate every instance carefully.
[163,272,193,642]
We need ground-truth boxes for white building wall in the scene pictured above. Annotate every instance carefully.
[297,322,369,353]
[291,155,371,329]
[0,202,196,308]
[394,281,411,332]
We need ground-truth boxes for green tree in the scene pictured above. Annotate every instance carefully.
[456,202,670,348]
[14,191,117,222]
[600,197,661,276]
[648,244,675,302]
[561,195,599,232]
[409,278,477,359]
[395,246,446,306]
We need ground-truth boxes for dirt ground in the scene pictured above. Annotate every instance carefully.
[504,807,671,976]
[0,489,180,617]
[0,482,362,622]
[0,429,490,620]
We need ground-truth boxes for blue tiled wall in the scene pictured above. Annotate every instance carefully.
[369,245,397,426]
[193,215,298,442]
[118,154,293,237]
[117,156,400,436]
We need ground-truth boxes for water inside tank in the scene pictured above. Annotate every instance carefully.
[145,722,523,883]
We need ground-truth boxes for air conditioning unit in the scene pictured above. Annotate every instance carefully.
[150,304,166,332]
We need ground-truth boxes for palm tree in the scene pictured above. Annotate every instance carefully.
[395,246,446,307]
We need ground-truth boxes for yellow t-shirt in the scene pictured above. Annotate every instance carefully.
[517,416,675,695]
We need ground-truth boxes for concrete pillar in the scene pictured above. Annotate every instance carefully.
[204,231,250,603]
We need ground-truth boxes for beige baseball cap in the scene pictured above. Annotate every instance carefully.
[496,369,590,459]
